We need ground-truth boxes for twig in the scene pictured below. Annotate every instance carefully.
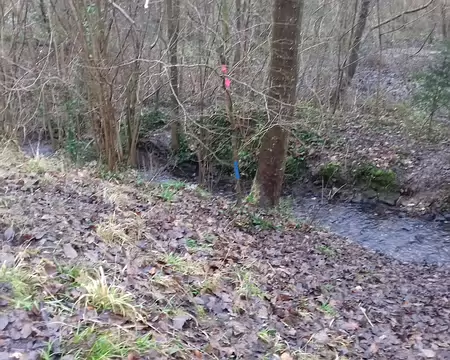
[413,24,436,56]
[359,304,374,328]
[371,0,435,30]
[108,0,135,25]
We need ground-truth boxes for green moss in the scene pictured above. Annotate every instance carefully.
[319,162,342,183]
[352,163,397,191]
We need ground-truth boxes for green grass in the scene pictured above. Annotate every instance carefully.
[0,260,40,309]
[317,245,337,257]
[185,238,213,253]
[258,328,278,344]
[156,180,186,202]
[160,253,204,276]
[319,302,338,317]
[250,214,276,230]
[234,269,266,299]
[87,335,129,360]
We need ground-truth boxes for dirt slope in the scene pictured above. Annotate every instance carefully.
[0,147,449,360]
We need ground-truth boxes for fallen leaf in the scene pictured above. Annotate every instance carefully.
[127,351,140,360]
[0,315,9,331]
[421,349,436,358]
[280,353,294,360]
[313,329,329,344]
[3,227,15,241]
[193,349,203,359]
[21,322,33,338]
[369,342,379,354]
[0,253,14,267]
[172,315,191,330]
[63,244,78,259]
[341,321,359,331]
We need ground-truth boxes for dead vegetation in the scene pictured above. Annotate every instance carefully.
[1,147,450,359]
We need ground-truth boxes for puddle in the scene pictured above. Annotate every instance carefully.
[294,195,450,265]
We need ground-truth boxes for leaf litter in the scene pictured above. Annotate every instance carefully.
[0,147,449,359]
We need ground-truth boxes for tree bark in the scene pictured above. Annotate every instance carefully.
[442,0,449,39]
[331,0,372,108]
[253,0,303,208]
[167,0,181,152]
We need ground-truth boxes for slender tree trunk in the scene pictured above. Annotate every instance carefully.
[167,0,180,152]
[219,0,242,202]
[252,0,303,208]
[442,0,449,39]
[331,0,372,108]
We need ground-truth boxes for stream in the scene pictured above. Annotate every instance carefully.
[21,143,450,266]
[293,194,450,265]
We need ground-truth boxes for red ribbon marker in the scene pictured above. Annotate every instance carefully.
[221,65,231,89]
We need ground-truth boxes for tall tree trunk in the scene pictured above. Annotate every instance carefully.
[331,0,372,108]
[167,0,180,152]
[252,0,303,208]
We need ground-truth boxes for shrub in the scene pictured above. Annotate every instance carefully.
[413,42,450,125]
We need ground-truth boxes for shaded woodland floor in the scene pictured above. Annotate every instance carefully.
[1,146,449,360]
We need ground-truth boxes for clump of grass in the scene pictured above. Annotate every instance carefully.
[234,268,266,299]
[57,264,82,286]
[162,180,186,190]
[26,155,64,174]
[319,302,338,317]
[87,334,129,359]
[319,162,342,184]
[258,328,288,355]
[185,238,213,253]
[0,142,24,167]
[159,253,204,276]
[76,267,140,319]
[101,185,131,207]
[258,328,278,344]
[250,214,276,230]
[317,245,337,257]
[0,259,40,309]
[95,214,131,245]
[156,180,186,202]
[199,271,224,294]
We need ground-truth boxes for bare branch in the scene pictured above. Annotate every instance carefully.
[108,0,135,25]
[371,0,435,30]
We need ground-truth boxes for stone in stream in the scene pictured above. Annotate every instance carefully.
[378,192,400,206]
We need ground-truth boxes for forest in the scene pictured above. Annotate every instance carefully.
[1,0,450,359]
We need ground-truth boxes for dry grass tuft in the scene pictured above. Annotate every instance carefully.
[95,214,131,245]
[101,185,132,207]
[76,267,141,319]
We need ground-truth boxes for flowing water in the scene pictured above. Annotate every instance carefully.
[293,194,450,265]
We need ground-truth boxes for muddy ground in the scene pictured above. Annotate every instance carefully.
[1,146,450,360]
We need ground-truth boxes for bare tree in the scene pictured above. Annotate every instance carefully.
[167,0,181,152]
[331,0,372,109]
[252,0,303,207]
